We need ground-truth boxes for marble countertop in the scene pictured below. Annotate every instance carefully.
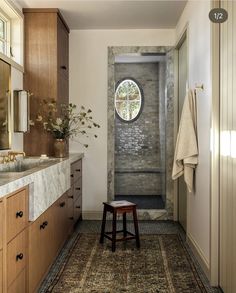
[0,153,84,221]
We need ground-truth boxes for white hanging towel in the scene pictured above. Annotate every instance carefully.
[172,89,198,193]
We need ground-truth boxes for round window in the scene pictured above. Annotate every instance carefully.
[115,78,143,122]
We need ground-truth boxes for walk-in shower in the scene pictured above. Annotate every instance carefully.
[114,56,166,209]
[108,47,175,220]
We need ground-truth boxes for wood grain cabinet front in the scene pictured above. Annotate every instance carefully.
[7,189,28,243]
[29,208,53,293]
[7,229,27,288]
[0,201,3,250]
[29,191,71,292]
[0,250,3,293]
[70,159,83,225]
[8,269,26,293]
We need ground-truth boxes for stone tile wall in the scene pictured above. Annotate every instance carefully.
[114,63,165,197]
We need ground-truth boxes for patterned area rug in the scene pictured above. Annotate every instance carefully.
[45,234,207,293]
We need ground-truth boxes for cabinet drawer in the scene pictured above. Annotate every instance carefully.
[73,196,82,223]
[0,250,2,293]
[72,160,82,180]
[73,177,82,201]
[7,229,27,287]
[0,201,3,250]
[7,189,28,242]
[8,269,26,293]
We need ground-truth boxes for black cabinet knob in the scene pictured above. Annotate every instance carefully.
[16,211,23,218]
[70,174,74,178]
[76,206,81,209]
[16,253,24,261]
[60,202,65,207]
[76,187,81,191]
[76,169,81,172]
[61,65,67,70]
[40,221,48,229]
[68,195,74,199]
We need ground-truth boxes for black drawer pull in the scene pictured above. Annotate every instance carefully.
[68,195,74,199]
[16,253,24,261]
[70,174,74,178]
[76,206,81,209]
[76,187,81,191]
[61,65,67,70]
[60,202,65,207]
[16,211,23,218]
[76,169,81,172]
[40,221,48,229]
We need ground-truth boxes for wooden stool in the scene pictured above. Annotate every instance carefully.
[100,200,140,252]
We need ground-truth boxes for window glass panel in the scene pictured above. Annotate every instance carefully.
[0,19,5,39]
[115,79,143,122]
[0,40,5,54]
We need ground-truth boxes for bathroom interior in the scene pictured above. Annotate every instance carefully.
[0,0,235,292]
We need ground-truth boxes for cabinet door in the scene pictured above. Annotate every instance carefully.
[29,210,53,293]
[57,16,69,106]
[0,250,2,293]
[7,230,27,287]
[74,196,82,223]
[0,201,3,250]
[57,16,69,81]
[8,269,26,293]
[7,189,28,242]
[53,193,69,252]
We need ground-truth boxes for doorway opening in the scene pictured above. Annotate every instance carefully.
[114,55,166,209]
[107,46,175,220]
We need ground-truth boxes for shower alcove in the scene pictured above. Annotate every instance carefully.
[108,46,175,220]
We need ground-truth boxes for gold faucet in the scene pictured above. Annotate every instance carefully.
[8,151,26,162]
[0,151,26,164]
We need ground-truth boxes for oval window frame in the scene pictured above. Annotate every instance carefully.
[115,78,144,123]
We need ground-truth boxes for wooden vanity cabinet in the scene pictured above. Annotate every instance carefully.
[23,8,70,156]
[69,159,83,224]
[0,250,2,293]
[29,191,70,293]
[0,187,29,293]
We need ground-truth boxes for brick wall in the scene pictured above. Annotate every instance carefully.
[114,62,165,197]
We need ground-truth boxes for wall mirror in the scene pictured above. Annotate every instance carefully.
[115,78,143,122]
[0,59,11,149]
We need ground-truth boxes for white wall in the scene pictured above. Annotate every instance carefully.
[176,1,211,272]
[69,29,175,216]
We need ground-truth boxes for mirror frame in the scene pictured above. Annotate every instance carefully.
[0,58,11,150]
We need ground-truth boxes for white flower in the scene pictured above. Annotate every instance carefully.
[36,115,43,122]
[56,118,62,125]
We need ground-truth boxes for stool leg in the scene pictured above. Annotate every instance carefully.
[133,207,140,248]
[112,210,117,252]
[100,206,107,244]
[123,212,127,238]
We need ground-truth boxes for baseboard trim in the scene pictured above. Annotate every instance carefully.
[187,233,210,280]
[82,211,103,220]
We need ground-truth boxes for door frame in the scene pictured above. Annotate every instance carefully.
[210,0,220,286]
[174,26,189,226]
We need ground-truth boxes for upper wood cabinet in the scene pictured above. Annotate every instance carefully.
[23,9,70,156]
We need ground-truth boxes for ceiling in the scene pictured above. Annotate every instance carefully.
[16,0,187,30]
